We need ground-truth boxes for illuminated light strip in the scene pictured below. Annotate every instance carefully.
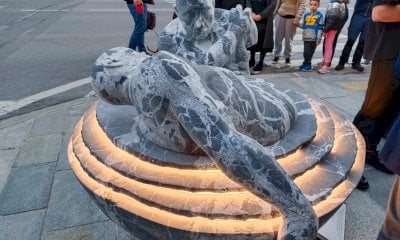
[82,102,359,204]
[68,137,280,234]
[84,101,354,202]
[83,101,331,190]
[82,104,242,191]
[68,120,365,234]
[73,119,275,217]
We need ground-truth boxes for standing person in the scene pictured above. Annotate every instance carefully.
[298,0,324,71]
[272,0,306,67]
[215,0,250,9]
[378,53,400,238]
[125,0,147,52]
[248,0,277,74]
[335,0,373,72]
[318,0,346,74]
[353,0,400,190]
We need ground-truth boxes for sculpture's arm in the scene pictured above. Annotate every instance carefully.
[156,52,318,239]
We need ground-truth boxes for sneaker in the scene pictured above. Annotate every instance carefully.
[366,150,393,174]
[285,58,291,67]
[298,64,306,70]
[352,63,364,72]
[315,62,323,69]
[272,56,279,63]
[252,62,263,74]
[335,64,345,71]
[302,65,312,71]
[318,65,330,74]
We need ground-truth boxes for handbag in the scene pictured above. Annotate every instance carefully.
[147,11,156,30]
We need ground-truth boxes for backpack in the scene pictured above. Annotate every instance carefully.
[147,11,156,30]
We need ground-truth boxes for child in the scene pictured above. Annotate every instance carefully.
[298,0,324,71]
[319,0,347,74]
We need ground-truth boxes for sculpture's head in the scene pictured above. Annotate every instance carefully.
[175,0,214,40]
[91,47,149,105]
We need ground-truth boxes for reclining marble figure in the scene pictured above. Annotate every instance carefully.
[158,0,257,75]
[91,46,318,240]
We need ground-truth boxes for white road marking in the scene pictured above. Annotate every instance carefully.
[0,77,91,116]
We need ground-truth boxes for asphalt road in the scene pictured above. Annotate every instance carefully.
[0,0,174,119]
[0,0,356,119]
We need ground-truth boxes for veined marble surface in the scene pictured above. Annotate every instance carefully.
[159,1,257,75]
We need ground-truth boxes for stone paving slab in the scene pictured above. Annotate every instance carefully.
[29,111,69,137]
[41,220,133,240]
[43,170,109,232]
[0,209,46,240]
[0,149,19,193]
[0,119,33,150]
[14,134,62,167]
[0,163,56,215]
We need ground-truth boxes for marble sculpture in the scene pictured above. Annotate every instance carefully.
[68,1,365,239]
[159,0,257,75]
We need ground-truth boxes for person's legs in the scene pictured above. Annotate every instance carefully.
[128,3,147,52]
[378,176,400,240]
[283,19,296,61]
[329,5,348,64]
[353,60,400,151]
[322,30,337,65]
[249,51,256,67]
[273,15,285,60]
[303,41,316,67]
[337,38,356,66]
[351,39,365,71]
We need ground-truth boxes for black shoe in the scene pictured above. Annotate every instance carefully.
[335,64,344,70]
[249,58,255,67]
[272,56,279,63]
[285,58,291,66]
[356,175,369,190]
[352,63,364,72]
[366,151,393,174]
[252,62,263,73]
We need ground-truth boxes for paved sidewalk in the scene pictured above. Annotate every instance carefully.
[0,68,395,240]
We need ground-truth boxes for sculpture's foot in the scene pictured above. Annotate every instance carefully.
[277,209,318,240]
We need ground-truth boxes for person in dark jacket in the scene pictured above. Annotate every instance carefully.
[248,0,277,74]
[335,0,373,72]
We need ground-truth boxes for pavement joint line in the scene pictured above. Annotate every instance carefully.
[0,77,91,117]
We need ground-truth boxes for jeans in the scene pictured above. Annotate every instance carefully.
[338,14,370,65]
[127,3,147,52]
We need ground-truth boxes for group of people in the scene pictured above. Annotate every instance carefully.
[121,0,400,238]
[212,0,373,75]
